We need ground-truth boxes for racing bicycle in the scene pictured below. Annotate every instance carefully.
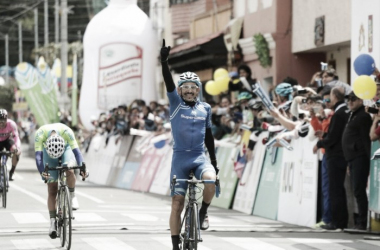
[0,149,12,208]
[44,160,88,250]
[171,170,221,250]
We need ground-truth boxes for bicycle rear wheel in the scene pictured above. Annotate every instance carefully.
[60,187,72,250]
[189,204,198,250]
[1,164,7,208]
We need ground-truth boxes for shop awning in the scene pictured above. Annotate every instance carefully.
[168,32,228,73]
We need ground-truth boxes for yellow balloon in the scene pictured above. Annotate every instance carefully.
[215,76,229,92]
[213,68,229,80]
[353,75,376,100]
[205,80,221,96]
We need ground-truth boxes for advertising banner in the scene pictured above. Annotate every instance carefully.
[211,139,239,209]
[79,0,157,130]
[351,0,380,80]
[253,146,283,220]
[233,132,268,214]
[149,143,173,195]
[277,137,319,227]
[15,62,50,125]
[370,141,380,213]
[131,141,170,192]
[37,57,59,123]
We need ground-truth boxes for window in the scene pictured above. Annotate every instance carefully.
[170,0,198,6]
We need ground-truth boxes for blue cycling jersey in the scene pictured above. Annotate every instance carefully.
[167,90,212,152]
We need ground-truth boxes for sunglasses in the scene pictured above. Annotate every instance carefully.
[323,98,331,103]
[347,97,358,102]
[180,85,198,90]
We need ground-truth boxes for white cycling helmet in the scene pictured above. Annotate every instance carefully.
[178,72,201,87]
[45,134,66,159]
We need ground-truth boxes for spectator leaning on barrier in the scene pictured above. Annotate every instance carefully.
[342,91,372,230]
[114,104,129,136]
[237,92,254,127]
[314,87,349,230]
[161,39,218,250]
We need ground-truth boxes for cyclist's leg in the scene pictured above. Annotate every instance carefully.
[194,154,216,203]
[47,182,58,238]
[170,152,192,250]
[6,138,19,180]
[47,182,59,215]
[194,154,216,230]
[0,141,6,187]
[62,145,77,189]
[62,145,78,209]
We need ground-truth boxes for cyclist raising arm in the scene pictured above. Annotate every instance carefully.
[34,123,86,239]
[0,109,21,183]
[161,39,218,250]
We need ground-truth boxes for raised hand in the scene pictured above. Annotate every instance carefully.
[160,39,171,62]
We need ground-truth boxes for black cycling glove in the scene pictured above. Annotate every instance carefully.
[211,159,219,175]
[160,39,171,62]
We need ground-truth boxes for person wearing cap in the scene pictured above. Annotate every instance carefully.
[314,87,349,230]
[342,91,372,230]
[275,82,294,105]
[313,86,334,229]
[161,39,218,250]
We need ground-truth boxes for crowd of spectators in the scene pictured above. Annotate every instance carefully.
[84,98,170,150]
[206,63,380,231]
[81,63,380,231]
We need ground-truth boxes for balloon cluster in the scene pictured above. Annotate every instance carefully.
[353,54,377,100]
[205,68,230,96]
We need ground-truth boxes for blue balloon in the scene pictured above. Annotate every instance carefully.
[354,54,375,76]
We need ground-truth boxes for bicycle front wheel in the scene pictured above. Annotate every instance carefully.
[60,187,72,250]
[189,204,199,250]
[1,164,7,208]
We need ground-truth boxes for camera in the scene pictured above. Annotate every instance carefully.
[368,107,379,114]
[297,89,308,95]
[321,62,328,71]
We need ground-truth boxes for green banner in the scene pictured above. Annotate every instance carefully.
[15,62,51,126]
[370,141,380,213]
[253,146,283,219]
[211,146,239,209]
[37,57,59,123]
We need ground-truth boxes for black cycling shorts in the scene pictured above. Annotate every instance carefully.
[0,139,15,151]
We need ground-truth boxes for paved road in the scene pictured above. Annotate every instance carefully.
[0,147,380,250]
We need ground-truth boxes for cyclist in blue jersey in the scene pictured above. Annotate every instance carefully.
[161,39,219,250]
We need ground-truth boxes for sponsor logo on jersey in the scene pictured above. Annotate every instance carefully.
[180,114,206,120]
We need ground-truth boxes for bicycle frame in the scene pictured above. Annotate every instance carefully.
[0,150,12,209]
[44,159,87,250]
[171,171,221,250]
